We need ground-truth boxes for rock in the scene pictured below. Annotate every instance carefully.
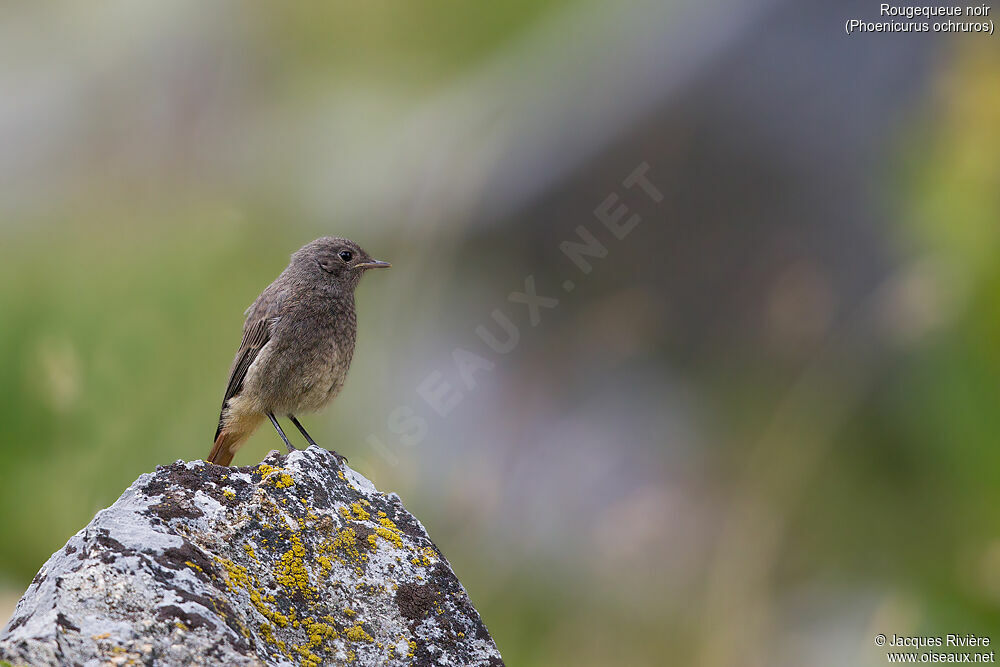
[0,446,503,666]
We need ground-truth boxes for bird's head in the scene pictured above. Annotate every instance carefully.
[293,237,390,291]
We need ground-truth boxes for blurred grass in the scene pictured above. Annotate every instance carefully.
[263,0,578,87]
[774,39,1000,639]
[0,211,261,575]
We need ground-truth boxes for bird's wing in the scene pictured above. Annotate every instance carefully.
[223,318,271,404]
[214,299,279,440]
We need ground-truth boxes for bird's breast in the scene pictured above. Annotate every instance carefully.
[245,310,356,414]
[290,331,355,411]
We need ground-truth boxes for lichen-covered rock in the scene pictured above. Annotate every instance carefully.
[0,446,503,666]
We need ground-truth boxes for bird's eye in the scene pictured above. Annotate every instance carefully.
[339,250,353,262]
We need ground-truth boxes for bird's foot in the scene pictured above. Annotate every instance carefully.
[330,450,349,466]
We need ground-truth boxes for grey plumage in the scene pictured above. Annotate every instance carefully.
[208,237,389,466]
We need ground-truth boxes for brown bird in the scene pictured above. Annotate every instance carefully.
[207,237,390,466]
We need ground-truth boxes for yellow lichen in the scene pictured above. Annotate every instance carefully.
[256,463,294,489]
[345,624,374,642]
[376,516,405,548]
[273,473,294,489]
[411,545,436,567]
[350,502,370,521]
[259,622,288,656]
[323,526,366,575]
[274,533,312,597]
[223,488,236,500]
[374,526,403,549]
[316,554,333,577]
[303,617,339,648]
[215,557,289,627]
[292,644,322,667]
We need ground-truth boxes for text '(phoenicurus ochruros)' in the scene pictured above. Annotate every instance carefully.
[208,237,390,466]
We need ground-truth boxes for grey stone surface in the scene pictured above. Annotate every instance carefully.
[0,446,502,666]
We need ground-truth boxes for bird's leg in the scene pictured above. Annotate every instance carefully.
[288,414,348,465]
[267,413,297,453]
[288,415,319,448]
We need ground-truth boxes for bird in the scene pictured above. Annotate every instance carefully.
[207,237,390,466]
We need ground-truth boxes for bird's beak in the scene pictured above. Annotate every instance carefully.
[357,259,391,270]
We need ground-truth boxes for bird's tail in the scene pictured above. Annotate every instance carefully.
[207,414,263,466]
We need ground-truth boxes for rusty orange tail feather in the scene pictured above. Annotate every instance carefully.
[209,408,264,466]
[207,429,238,466]
[207,422,259,466]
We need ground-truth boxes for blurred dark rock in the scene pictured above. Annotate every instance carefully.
[0,447,502,666]
[474,0,942,363]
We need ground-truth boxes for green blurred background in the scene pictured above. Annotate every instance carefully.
[1,2,999,665]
